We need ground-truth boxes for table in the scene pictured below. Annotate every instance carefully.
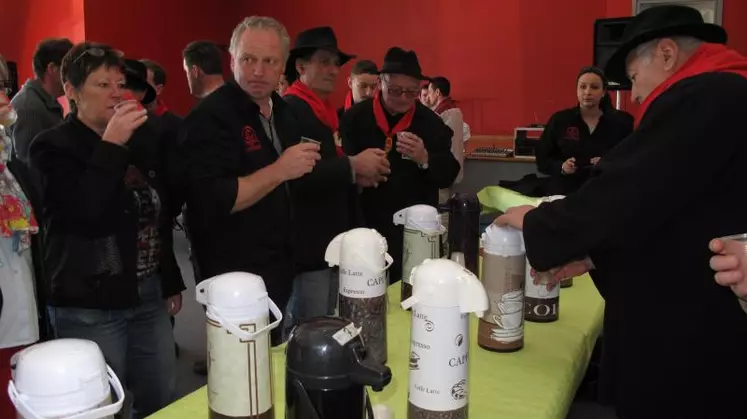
[149,280,604,419]
[454,136,541,196]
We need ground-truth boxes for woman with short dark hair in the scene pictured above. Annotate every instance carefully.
[29,42,185,417]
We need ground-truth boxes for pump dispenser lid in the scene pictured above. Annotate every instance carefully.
[325,228,390,270]
[401,259,489,317]
[393,205,445,233]
[286,317,392,391]
[482,224,524,256]
[8,339,125,419]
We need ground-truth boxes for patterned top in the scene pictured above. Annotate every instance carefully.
[0,127,38,253]
[123,165,162,280]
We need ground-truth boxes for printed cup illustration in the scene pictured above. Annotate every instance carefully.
[492,312,522,330]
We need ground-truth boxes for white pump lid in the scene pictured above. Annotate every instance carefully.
[401,259,489,317]
[482,224,524,257]
[393,205,445,234]
[196,272,282,341]
[8,339,125,419]
[325,228,393,272]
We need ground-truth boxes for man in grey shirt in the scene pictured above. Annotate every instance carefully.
[9,38,73,163]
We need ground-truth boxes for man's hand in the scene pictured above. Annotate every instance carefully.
[272,142,321,181]
[167,293,183,316]
[396,132,428,165]
[710,238,747,299]
[543,258,595,282]
[494,205,535,231]
[350,148,390,179]
[591,157,601,166]
[562,157,577,175]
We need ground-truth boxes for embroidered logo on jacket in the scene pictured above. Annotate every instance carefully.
[564,126,580,141]
[242,126,262,152]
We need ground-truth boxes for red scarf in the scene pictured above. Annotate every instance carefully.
[152,99,169,117]
[433,97,458,115]
[373,90,415,153]
[344,91,354,111]
[284,80,344,156]
[635,43,747,127]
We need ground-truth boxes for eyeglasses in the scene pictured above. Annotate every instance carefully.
[385,85,419,99]
[73,47,124,64]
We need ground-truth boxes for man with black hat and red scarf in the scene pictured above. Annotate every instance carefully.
[340,47,460,285]
[282,27,390,327]
[496,6,747,418]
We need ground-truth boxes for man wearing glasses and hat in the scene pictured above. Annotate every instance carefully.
[340,47,460,286]
[496,6,747,418]
[282,27,390,327]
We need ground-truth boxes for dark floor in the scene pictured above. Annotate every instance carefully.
[169,230,618,419]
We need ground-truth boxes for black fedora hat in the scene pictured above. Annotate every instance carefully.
[285,26,356,83]
[123,59,157,105]
[605,5,727,83]
[379,47,429,80]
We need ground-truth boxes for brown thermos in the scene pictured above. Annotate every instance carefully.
[478,224,525,352]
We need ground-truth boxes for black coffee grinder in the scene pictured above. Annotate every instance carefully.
[446,193,481,275]
[286,317,392,419]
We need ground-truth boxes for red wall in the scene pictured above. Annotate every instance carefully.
[1,0,746,123]
[83,0,240,116]
[0,0,85,84]
[243,0,747,134]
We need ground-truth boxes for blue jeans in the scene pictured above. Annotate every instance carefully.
[48,275,176,419]
[283,268,339,339]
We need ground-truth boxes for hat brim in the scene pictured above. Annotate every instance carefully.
[284,47,357,83]
[605,23,727,83]
[379,66,430,81]
[125,77,157,106]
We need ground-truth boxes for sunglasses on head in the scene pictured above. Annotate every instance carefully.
[73,47,124,64]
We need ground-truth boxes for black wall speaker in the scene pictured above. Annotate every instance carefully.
[594,17,632,91]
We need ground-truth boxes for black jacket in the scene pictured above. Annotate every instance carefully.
[536,106,633,195]
[340,98,460,283]
[29,114,185,309]
[524,73,747,418]
[283,94,359,271]
[177,81,298,315]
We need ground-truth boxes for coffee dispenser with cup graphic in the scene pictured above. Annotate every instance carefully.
[286,317,392,419]
[401,259,489,419]
[326,228,394,365]
[8,339,125,419]
[196,272,283,419]
[393,205,446,302]
[478,224,526,352]
[446,193,481,275]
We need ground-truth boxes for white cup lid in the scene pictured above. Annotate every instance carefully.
[401,259,489,316]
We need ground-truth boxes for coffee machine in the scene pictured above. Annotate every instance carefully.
[286,317,392,419]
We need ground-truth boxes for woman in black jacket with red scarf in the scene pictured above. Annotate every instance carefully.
[29,42,184,417]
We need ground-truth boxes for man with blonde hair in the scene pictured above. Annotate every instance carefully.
[176,16,321,346]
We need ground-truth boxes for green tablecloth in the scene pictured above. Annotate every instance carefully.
[149,278,604,419]
[478,185,542,213]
